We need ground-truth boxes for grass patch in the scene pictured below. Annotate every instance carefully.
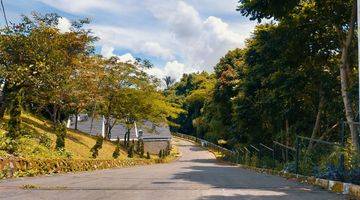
[0,113,178,179]
[1,113,127,159]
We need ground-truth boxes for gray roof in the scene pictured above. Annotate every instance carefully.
[70,117,171,139]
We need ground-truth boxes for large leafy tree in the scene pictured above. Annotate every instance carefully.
[167,72,215,138]
[98,57,181,139]
[237,0,359,151]
[0,13,96,126]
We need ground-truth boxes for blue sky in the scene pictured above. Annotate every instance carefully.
[1,0,258,80]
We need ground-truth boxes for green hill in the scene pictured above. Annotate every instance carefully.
[0,113,127,159]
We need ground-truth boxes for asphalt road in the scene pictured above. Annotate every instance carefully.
[0,138,345,200]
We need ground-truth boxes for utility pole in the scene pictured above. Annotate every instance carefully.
[0,0,8,28]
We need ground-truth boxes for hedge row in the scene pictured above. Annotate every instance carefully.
[0,158,156,179]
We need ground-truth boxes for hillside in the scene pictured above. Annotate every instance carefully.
[0,113,127,159]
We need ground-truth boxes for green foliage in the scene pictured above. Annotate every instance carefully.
[127,144,134,158]
[112,137,121,159]
[136,139,144,158]
[7,92,22,140]
[0,157,157,179]
[167,72,215,138]
[90,136,103,158]
[237,0,299,21]
[158,149,163,159]
[55,123,66,150]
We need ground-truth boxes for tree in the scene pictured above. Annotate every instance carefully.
[55,123,66,150]
[237,0,359,151]
[167,72,215,138]
[90,135,103,158]
[112,137,121,159]
[0,13,96,128]
[98,57,182,140]
[163,76,175,89]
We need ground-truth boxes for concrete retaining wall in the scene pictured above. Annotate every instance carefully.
[144,140,171,154]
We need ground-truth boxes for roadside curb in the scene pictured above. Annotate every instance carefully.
[234,164,360,198]
[172,133,360,199]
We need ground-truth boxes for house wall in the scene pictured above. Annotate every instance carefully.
[143,140,171,154]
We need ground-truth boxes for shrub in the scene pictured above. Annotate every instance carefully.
[55,123,66,150]
[90,136,103,158]
[158,149,163,158]
[146,152,151,159]
[112,137,121,159]
[250,154,259,167]
[0,136,18,154]
[39,134,51,148]
[315,163,344,181]
[283,161,296,173]
[137,139,144,158]
[7,92,22,140]
[127,144,134,158]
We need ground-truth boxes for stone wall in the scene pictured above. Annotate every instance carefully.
[144,140,171,154]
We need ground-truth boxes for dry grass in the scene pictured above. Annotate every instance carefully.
[1,113,127,159]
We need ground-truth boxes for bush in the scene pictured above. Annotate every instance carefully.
[137,139,144,158]
[347,168,360,185]
[0,136,18,154]
[283,161,296,173]
[316,164,343,181]
[158,149,163,159]
[55,123,66,150]
[250,154,259,167]
[146,152,150,159]
[7,92,22,140]
[90,136,103,158]
[39,134,51,148]
[112,137,121,159]
[127,144,134,158]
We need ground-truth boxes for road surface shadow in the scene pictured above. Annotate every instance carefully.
[172,165,345,200]
[179,159,216,163]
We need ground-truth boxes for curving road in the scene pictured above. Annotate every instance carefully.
[0,138,345,200]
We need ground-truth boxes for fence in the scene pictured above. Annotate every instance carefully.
[172,119,360,185]
[172,132,234,157]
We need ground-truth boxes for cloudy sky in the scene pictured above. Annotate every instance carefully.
[1,0,258,80]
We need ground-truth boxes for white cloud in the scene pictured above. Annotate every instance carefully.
[37,0,121,14]
[100,45,115,58]
[57,17,71,33]
[140,42,174,60]
[118,53,136,64]
[34,0,257,78]
[204,16,242,44]
[92,25,174,60]
[147,1,202,40]
[100,46,136,64]
[146,60,197,81]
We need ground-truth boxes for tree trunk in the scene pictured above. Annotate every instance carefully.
[127,128,131,147]
[0,82,9,119]
[104,116,110,139]
[90,116,94,134]
[89,104,97,134]
[52,105,58,129]
[307,87,324,152]
[74,110,78,130]
[338,2,359,152]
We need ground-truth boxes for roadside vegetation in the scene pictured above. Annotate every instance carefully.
[0,13,181,178]
[167,0,360,181]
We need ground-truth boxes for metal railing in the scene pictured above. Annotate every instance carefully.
[171,119,360,184]
[172,132,235,156]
